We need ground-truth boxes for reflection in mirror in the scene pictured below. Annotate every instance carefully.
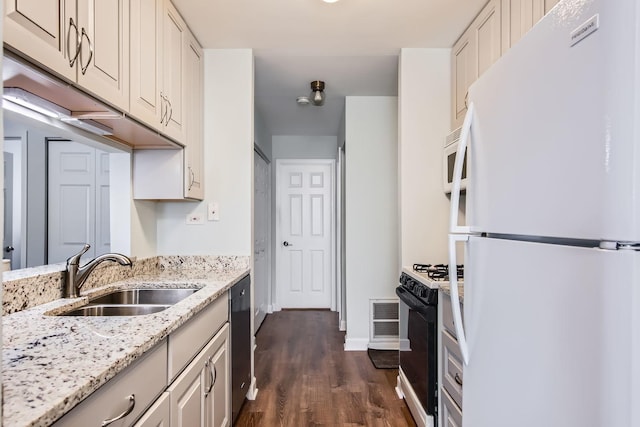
[3,105,131,271]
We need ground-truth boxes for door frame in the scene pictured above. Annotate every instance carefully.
[274,158,336,311]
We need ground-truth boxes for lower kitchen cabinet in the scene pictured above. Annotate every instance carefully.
[53,292,231,427]
[169,323,230,427]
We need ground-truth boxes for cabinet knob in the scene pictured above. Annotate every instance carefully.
[5,246,14,253]
[282,241,292,247]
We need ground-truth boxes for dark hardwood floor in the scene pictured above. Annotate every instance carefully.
[235,310,417,426]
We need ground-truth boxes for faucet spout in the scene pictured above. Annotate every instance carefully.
[65,244,132,298]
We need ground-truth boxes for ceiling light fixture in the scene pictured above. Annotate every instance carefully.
[296,96,310,106]
[323,0,340,3]
[310,81,325,106]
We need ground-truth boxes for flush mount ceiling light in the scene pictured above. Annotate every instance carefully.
[323,0,340,3]
[310,80,325,106]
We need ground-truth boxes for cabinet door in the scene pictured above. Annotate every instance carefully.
[168,354,205,427]
[161,0,187,144]
[474,0,502,78]
[544,0,559,14]
[4,0,77,81]
[451,30,476,129]
[501,0,545,51]
[184,32,204,200]
[133,392,171,427]
[130,0,163,128]
[76,0,130,110]
[205,324,230,427]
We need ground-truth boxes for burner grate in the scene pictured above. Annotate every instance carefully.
[412,263,464,281]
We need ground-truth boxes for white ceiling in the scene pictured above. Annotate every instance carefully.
[172,0,486,136]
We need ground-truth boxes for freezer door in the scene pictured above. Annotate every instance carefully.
[467,0,640,241]
[463,237,640,427]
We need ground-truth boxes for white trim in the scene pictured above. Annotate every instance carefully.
[398,368,433,427]
[274,159,336,310]
[339,320,346,332]
[336,147,343,325]
[246,376,259,400]
[343,338,369,351]
[368,341,399,351]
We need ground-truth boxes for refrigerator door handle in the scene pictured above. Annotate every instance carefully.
[449,234,470,365]
[448,103,474,366]
[449,102,474,235]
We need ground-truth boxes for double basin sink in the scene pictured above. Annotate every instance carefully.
[60,288,199,317]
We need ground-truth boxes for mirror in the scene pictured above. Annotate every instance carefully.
[3,105,132,272]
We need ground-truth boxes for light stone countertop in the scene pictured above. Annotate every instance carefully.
[439,282,465,303]
[2,267,250,427]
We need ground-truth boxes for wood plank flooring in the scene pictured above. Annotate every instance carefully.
[235,310,417,426]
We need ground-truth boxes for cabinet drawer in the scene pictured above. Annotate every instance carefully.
[442,330,463,408]
[168,292,229,381]
[54,340,168,427]
[441,388,463,427]
[442,290,463,338]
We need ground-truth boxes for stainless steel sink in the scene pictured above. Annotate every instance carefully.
[61,304,170,316]
[56,288,199,316]
[89,288,198,306]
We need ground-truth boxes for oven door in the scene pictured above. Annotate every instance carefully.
[397,286,438,416]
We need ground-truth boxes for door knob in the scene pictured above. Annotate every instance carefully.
[5,246,14,253]
[283,241,292,247]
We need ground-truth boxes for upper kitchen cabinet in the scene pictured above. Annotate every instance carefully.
[4,0,76,81]
[76,0,129,110]
[4,0,130,111]
[451,0,501,129]
[161,0,187,144]
[129,0,187,145]
[184,31,204,200]
[130,0,163,130]
[452,31,476,129]
[501,0,545,51]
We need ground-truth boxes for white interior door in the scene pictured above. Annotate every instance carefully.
[48,141,110,264]
[254,151,270,329]
[276,159,335,309]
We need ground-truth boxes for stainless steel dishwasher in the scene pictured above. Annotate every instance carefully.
[230,274,251,424]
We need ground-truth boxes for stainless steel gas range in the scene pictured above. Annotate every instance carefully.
[396,264,463,427]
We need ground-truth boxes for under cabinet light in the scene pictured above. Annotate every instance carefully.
[3,87,69,118]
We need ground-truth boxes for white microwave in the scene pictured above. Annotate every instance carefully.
[443,127,468,194]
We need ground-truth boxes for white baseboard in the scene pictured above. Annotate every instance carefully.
[368,341,399,350]
[395,374,404,399]
[343,338,369,351]
[339,320,346,331]
[398,368,433,427]
[246,376,259,400]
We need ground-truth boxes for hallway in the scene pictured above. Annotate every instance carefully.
[235,310,416,426]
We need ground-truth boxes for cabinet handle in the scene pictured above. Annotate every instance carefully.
[204,359,215,396]
[80,28,93,75]
[101,394,135,426]
[188,166,195,191]
[159,93,166,124]
[454,373,463,386]
[67,18,81,67]
[464,91,469,109]
[166,97,173,125]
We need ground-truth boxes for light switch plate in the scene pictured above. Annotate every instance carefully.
[186,213,204,224]
[208,202,220,221]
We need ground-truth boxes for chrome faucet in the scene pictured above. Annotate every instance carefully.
[65,244,132,298]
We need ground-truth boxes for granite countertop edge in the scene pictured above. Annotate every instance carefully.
[2,267,250,427]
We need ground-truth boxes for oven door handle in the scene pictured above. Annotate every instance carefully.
[396,287,436,320]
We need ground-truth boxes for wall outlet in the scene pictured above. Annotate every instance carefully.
[208,202,220,221]
[186,213,204,224]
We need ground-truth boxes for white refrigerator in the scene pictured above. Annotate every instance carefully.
[447,1,640,426]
